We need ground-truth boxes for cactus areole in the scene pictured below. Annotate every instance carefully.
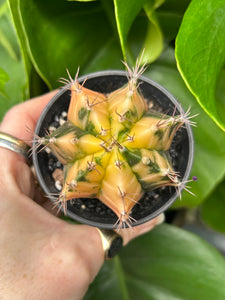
[33,68,194,229]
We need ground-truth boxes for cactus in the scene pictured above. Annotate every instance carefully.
[34,59,196,228]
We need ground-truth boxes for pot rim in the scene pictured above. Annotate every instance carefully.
[33,70,194,229]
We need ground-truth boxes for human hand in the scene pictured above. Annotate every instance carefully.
[0,91,164,300]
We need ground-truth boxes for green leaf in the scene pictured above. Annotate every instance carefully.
[145,47,225,207]
[85,224,225,299]
[175,0,225,131]
[18,0,120,89]
[156,12,183,43]
[8,0,32,99]
[158,0,191,14]
[155,0,190,43]
[0,1,27,120]
[113,0,148,60]
[116,0,164,64]
[216,68,225,125]
[0,67,9,98]
[82,38,122,74]
[0,0,8,18]
[0,27,18,61]
[68,0,96,1]
[201,178,225,234]
[140,1,164,64]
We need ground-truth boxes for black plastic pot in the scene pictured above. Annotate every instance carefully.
[33,70,194,229]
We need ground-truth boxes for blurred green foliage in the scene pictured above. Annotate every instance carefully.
[1,0,225,298]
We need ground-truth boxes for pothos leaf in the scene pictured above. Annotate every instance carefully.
[68,0,96,1]
[0,67,9,98]
[85,224,225,300]
[18,0,119,89]
[0,1,27,120]
[201,178,225,234]
[8,0,32,99]
[0,27,18,61]
[140,0,164,64]
[113,0,148,60]
[176,0,225,131]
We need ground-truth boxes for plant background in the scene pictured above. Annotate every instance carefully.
[1,0,225,299]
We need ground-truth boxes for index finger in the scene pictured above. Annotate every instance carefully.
[0,90,59,143]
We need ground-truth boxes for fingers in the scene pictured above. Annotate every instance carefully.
[57,213,165,298]
[0,90,58,142]
[119,213,165,246]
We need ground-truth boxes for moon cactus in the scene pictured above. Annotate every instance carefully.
[34,59,196,228]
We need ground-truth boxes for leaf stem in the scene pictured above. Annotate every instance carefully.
[114,256,130,300]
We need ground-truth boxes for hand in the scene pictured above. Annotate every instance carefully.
[0,91,164,300]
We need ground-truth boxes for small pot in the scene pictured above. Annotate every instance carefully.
[33,71,194,229]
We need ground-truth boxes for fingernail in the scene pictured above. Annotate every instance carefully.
[156,213,165,226]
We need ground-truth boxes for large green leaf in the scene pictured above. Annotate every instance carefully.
[201,69,225,225]
[8,0,33,99]
[113,0,148,60]
[82,39,122,74]
[85,224,225,299]
[145,48,225,207]
[157,11,182,42]
[0,1,27,120]
[175,0,225,131]
[157,12,182,43]
[68,0,96,2]
[201,178,225,234]
[0,27,18,61]
[140,1,164,64]
[158,0,191,14]
[114,0,164,64]
[156,0,191,43]
[0,67,9,98]
[18,0,121,89]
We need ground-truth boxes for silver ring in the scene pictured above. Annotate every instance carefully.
[97,229,123,260]
[0,132,31,164]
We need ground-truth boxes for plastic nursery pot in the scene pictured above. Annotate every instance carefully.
[33,70,194,230]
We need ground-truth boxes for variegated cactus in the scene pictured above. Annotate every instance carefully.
[35,59,196,228]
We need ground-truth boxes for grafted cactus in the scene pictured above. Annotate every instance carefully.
[35,60,196,228]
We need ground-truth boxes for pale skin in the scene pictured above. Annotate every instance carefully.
[0,91,164,300]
